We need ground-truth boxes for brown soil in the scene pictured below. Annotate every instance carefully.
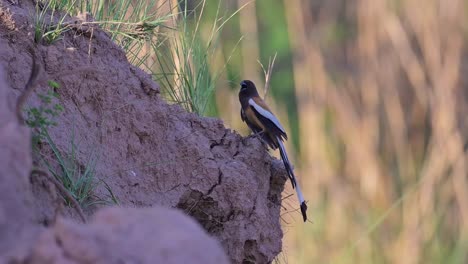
[0,1,287,263]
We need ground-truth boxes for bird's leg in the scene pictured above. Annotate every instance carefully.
[248,130,265,139]
[243,131,265,146]
[258,137,270,150]
[248,131,270,150]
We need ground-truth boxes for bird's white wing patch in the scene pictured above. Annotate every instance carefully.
[248,98,286,134]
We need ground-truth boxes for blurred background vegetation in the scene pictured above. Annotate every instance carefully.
[47,0,468,262]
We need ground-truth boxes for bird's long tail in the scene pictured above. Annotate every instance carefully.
[277,138,308,222]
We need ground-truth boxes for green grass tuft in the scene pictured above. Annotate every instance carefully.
[153,0,244,115]
[26,81,117,207]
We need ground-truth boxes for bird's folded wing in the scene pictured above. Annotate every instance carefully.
[241,108,263,134]
[248,98,286,135]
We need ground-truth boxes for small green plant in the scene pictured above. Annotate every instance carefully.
[38,124,118,207]
[42,130,97,206]
[26,81,117,207]
[33,2,72,44]
[25,80,64,141]
[92,179,120,206]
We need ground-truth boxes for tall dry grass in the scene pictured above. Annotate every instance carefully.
[276,0,468,263]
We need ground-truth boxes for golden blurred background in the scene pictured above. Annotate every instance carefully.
[153,0,468,263]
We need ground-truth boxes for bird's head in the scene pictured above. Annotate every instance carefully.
[239,80,259,97]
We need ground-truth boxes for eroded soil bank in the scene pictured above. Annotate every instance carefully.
[0,1,287,263]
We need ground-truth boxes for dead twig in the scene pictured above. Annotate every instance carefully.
[16,48,41,124]
[258,52,277,100]
[31,169,87,223]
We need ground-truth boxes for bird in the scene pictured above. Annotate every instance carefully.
[238,80,308,222]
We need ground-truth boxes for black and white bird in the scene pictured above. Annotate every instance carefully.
[238,80,308,222]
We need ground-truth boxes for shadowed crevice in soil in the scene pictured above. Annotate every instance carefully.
[177,190,227,234]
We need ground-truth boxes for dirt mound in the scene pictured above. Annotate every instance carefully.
[27,206,229,264]
[0,1,287,263]
[0,62,39,261]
